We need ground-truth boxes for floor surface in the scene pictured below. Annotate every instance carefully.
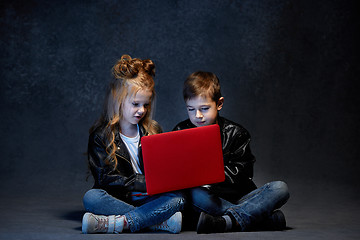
[1,177,359,240]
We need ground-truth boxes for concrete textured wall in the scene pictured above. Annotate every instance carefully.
[0,0,359,196]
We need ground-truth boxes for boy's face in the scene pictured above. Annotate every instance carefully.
[186,95,224,127]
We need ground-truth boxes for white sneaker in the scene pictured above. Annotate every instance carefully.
[82,212,124,234]
[149,212,182,234]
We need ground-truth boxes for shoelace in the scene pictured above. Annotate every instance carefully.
[95,216,109,232]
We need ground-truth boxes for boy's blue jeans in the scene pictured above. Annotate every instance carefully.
[83,189,185,233]
[190,181,290,231]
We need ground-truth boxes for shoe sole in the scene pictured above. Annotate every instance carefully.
[272,210,286,230]
[82,212,92,234]
[163,212,182,234]
[196,212,208,234]
[170,212,182,233]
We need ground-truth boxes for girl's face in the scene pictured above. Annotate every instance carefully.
[186,95,223,127]
[122,89,152,127]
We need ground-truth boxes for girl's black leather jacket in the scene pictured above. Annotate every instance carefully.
[87,125,148,201]
[173,116,257,203]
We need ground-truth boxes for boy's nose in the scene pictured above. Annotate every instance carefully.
[196,110,203,118]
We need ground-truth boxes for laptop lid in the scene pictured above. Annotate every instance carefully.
[141,124,225,195]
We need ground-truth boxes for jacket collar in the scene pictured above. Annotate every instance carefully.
[115,125,148,174]
[114,124,147,159]
[217,115,225,131]
[114,124,147,142]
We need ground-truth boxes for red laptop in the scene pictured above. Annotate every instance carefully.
[141,124,225,195]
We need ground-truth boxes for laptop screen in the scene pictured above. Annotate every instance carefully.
[141,124,225,195]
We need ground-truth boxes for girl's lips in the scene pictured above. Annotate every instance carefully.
[134,116,143,120]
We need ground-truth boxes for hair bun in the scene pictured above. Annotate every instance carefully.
[112,54,155,79]
[112,54,135,79]
[141,59,155,77]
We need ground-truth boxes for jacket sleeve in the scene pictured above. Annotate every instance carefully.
[222,129,256,184]
[88,133,147,193]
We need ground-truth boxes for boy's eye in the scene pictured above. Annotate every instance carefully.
[187,108,195,111]
[201,107,209,111]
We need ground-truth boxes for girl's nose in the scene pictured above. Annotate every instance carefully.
[138,106,145,114]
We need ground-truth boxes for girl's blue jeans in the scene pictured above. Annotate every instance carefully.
[190,181,290,231]
[83,189,185,233]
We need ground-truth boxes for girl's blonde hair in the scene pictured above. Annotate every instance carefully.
[90,54,161,170]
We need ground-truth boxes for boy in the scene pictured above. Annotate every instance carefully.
[173,71,289,234]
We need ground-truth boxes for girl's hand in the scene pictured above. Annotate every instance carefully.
[125,174,147,192]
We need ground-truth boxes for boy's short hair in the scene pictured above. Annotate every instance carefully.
[183,71,222,102]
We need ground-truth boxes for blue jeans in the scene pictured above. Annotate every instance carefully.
[190,181,290,231]
[83,189,185,232]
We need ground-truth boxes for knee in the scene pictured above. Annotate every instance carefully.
[83,189,107,210]
[269,181,290,202]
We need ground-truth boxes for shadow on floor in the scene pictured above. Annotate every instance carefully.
[61,210,85,222]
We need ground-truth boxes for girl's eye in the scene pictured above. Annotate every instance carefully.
[144,104,149,108]
[132,103,139,106]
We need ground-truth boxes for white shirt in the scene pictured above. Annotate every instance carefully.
[120,125,142,174]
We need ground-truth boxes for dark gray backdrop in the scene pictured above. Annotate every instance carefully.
[1,0,359,212]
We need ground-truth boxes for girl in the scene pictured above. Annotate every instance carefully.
[82,55,185,234]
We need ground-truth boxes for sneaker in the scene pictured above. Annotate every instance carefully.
[263,210,286,230]
[196,212,226,234]
[149,212,182,234]
[82,212,124,234]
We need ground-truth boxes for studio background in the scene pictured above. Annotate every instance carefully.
[0,0,359,239]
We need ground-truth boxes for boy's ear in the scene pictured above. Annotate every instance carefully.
[217,97,224,111]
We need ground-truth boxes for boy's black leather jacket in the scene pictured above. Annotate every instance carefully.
[87,125,148,201]
[173,116,257,202]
